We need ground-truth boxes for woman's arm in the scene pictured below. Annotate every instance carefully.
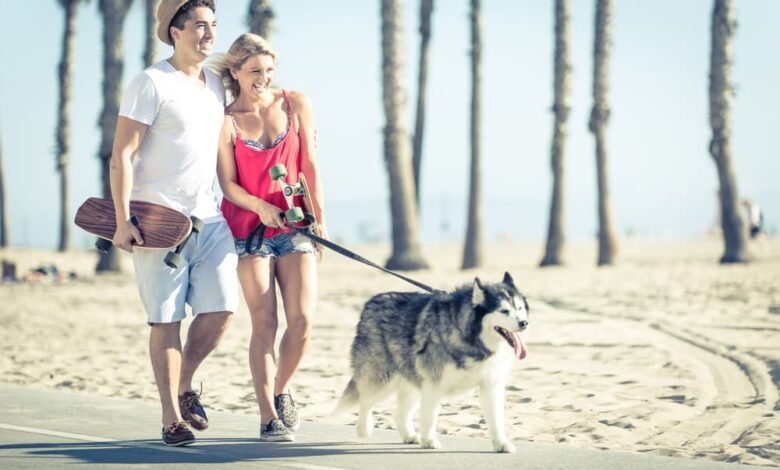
[290,91,327,237]
[216,115,284,228]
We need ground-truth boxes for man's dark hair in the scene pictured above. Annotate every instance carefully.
[169,0,216,43]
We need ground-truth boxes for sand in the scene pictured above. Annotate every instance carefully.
[1,238,778,466]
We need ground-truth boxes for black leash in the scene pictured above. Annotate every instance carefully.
[246,215,438,294]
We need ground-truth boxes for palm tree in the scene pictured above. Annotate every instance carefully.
[709,0,747,263]
[96,0,134,272]
[248,0,274,40]
[462,0,483,269]
[411,0,434,202]
[540,0,571,267]
[589,0,617,266]
[55,0,85,252]
[143,0,157,67]
[380,0,428,270]
[0,128,8,248]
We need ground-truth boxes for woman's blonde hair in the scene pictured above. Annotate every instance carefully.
[213,33,277,101]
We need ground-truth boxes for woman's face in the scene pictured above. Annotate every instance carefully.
[233,53,275,99]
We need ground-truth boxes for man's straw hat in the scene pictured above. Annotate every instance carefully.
[158,0,213,46]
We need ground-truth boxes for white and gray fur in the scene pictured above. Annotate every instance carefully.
[334,272,529,453]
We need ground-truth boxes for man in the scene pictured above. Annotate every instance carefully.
[109,0,238,446]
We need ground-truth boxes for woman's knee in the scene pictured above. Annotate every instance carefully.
[286,313,312,337]
[249,308,278,333]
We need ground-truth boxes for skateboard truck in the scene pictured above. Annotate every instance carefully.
[94,214,204,270]
[269,164,315,230]
[162,216,204,269]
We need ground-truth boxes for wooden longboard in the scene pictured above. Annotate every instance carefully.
[75,198,193,249]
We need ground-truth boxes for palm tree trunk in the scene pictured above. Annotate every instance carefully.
[96,0,133,272]
[540,0,571,267]
[462,0,483,269]
[248,0,274,40]
[411,0,433,203]
[589,0,617,266]
[0,129,8,248]
[56,0,79,252]
[143,0,157,67]
[381,0,428,271]
[709,0,747,263]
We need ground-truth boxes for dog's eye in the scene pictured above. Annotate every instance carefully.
[500,309,510,314]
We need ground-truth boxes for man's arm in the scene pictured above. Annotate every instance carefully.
[109,116,148,252]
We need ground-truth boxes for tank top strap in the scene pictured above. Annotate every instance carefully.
[281,90,293,127]
[226,111,241,138]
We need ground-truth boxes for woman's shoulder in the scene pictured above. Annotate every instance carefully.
[282,90,312,112]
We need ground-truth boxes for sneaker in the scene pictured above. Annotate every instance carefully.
[274,393,300,431]
[161,421,195,446]
[179,390,208,430]
[260,418,295,442]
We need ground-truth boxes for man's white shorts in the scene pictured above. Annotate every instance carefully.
[132,220,239,324]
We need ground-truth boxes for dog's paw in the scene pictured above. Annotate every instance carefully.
[420,437,442,449]
[401,433,420,444]
[493,440,516,453]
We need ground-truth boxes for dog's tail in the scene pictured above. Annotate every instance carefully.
[331,378,359,416]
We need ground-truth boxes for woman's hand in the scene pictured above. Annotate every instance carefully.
[254,199,285,228]
[314,223,328,240]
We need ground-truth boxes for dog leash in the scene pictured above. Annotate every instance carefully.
[246,216,438,294]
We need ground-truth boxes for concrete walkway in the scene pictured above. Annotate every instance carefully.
[0,384,768,469]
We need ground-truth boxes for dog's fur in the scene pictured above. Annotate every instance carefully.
[334,272,529,453]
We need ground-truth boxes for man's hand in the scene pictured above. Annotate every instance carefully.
[113,219,144,252]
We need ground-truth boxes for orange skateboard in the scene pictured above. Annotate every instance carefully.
[74,197,202,268]
[269,165,318,230]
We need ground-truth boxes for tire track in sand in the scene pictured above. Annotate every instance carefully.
[540,298,778,460]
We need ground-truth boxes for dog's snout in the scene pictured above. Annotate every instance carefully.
[518,320,528,330]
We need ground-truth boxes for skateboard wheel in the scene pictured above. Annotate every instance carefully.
[285,207,304,223]
[95,238,112,254]
[164,251,182,269]
[190,216,204,233]
[269,164,287,180]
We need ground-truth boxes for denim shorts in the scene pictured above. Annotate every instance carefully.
[131,221,239,324]
[235,230,317,258]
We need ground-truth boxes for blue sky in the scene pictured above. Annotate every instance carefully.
[1,0,778,248]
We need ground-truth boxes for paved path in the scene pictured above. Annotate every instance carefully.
[0,384,768,469]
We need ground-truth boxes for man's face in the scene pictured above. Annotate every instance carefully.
[171,6,216,58]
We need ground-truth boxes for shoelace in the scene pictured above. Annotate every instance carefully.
[181,383,204,409]
[164,421,188,434]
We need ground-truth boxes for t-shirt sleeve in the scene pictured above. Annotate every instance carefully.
[119,72,160,125]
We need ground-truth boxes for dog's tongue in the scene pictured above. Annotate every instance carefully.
[512,331,528,360]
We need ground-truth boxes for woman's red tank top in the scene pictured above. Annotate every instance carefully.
[221,90,302,239]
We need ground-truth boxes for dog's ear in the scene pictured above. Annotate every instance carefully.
[472,277,485,306]
[502,271,515,288]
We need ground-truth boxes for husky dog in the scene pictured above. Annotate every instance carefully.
[334,272,529,453]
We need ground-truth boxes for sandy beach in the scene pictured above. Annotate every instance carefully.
[1,238,778,467]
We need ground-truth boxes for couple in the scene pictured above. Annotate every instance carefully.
[109,0,326,446]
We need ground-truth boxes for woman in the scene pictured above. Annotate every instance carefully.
[215,33,327,442]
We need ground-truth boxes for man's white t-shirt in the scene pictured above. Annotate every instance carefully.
[119,60,225,223]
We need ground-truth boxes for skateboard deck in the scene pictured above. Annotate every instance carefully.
[296,172,318,228]
[75,198,193,249]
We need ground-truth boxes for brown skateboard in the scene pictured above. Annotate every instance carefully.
[74,197,202,268]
